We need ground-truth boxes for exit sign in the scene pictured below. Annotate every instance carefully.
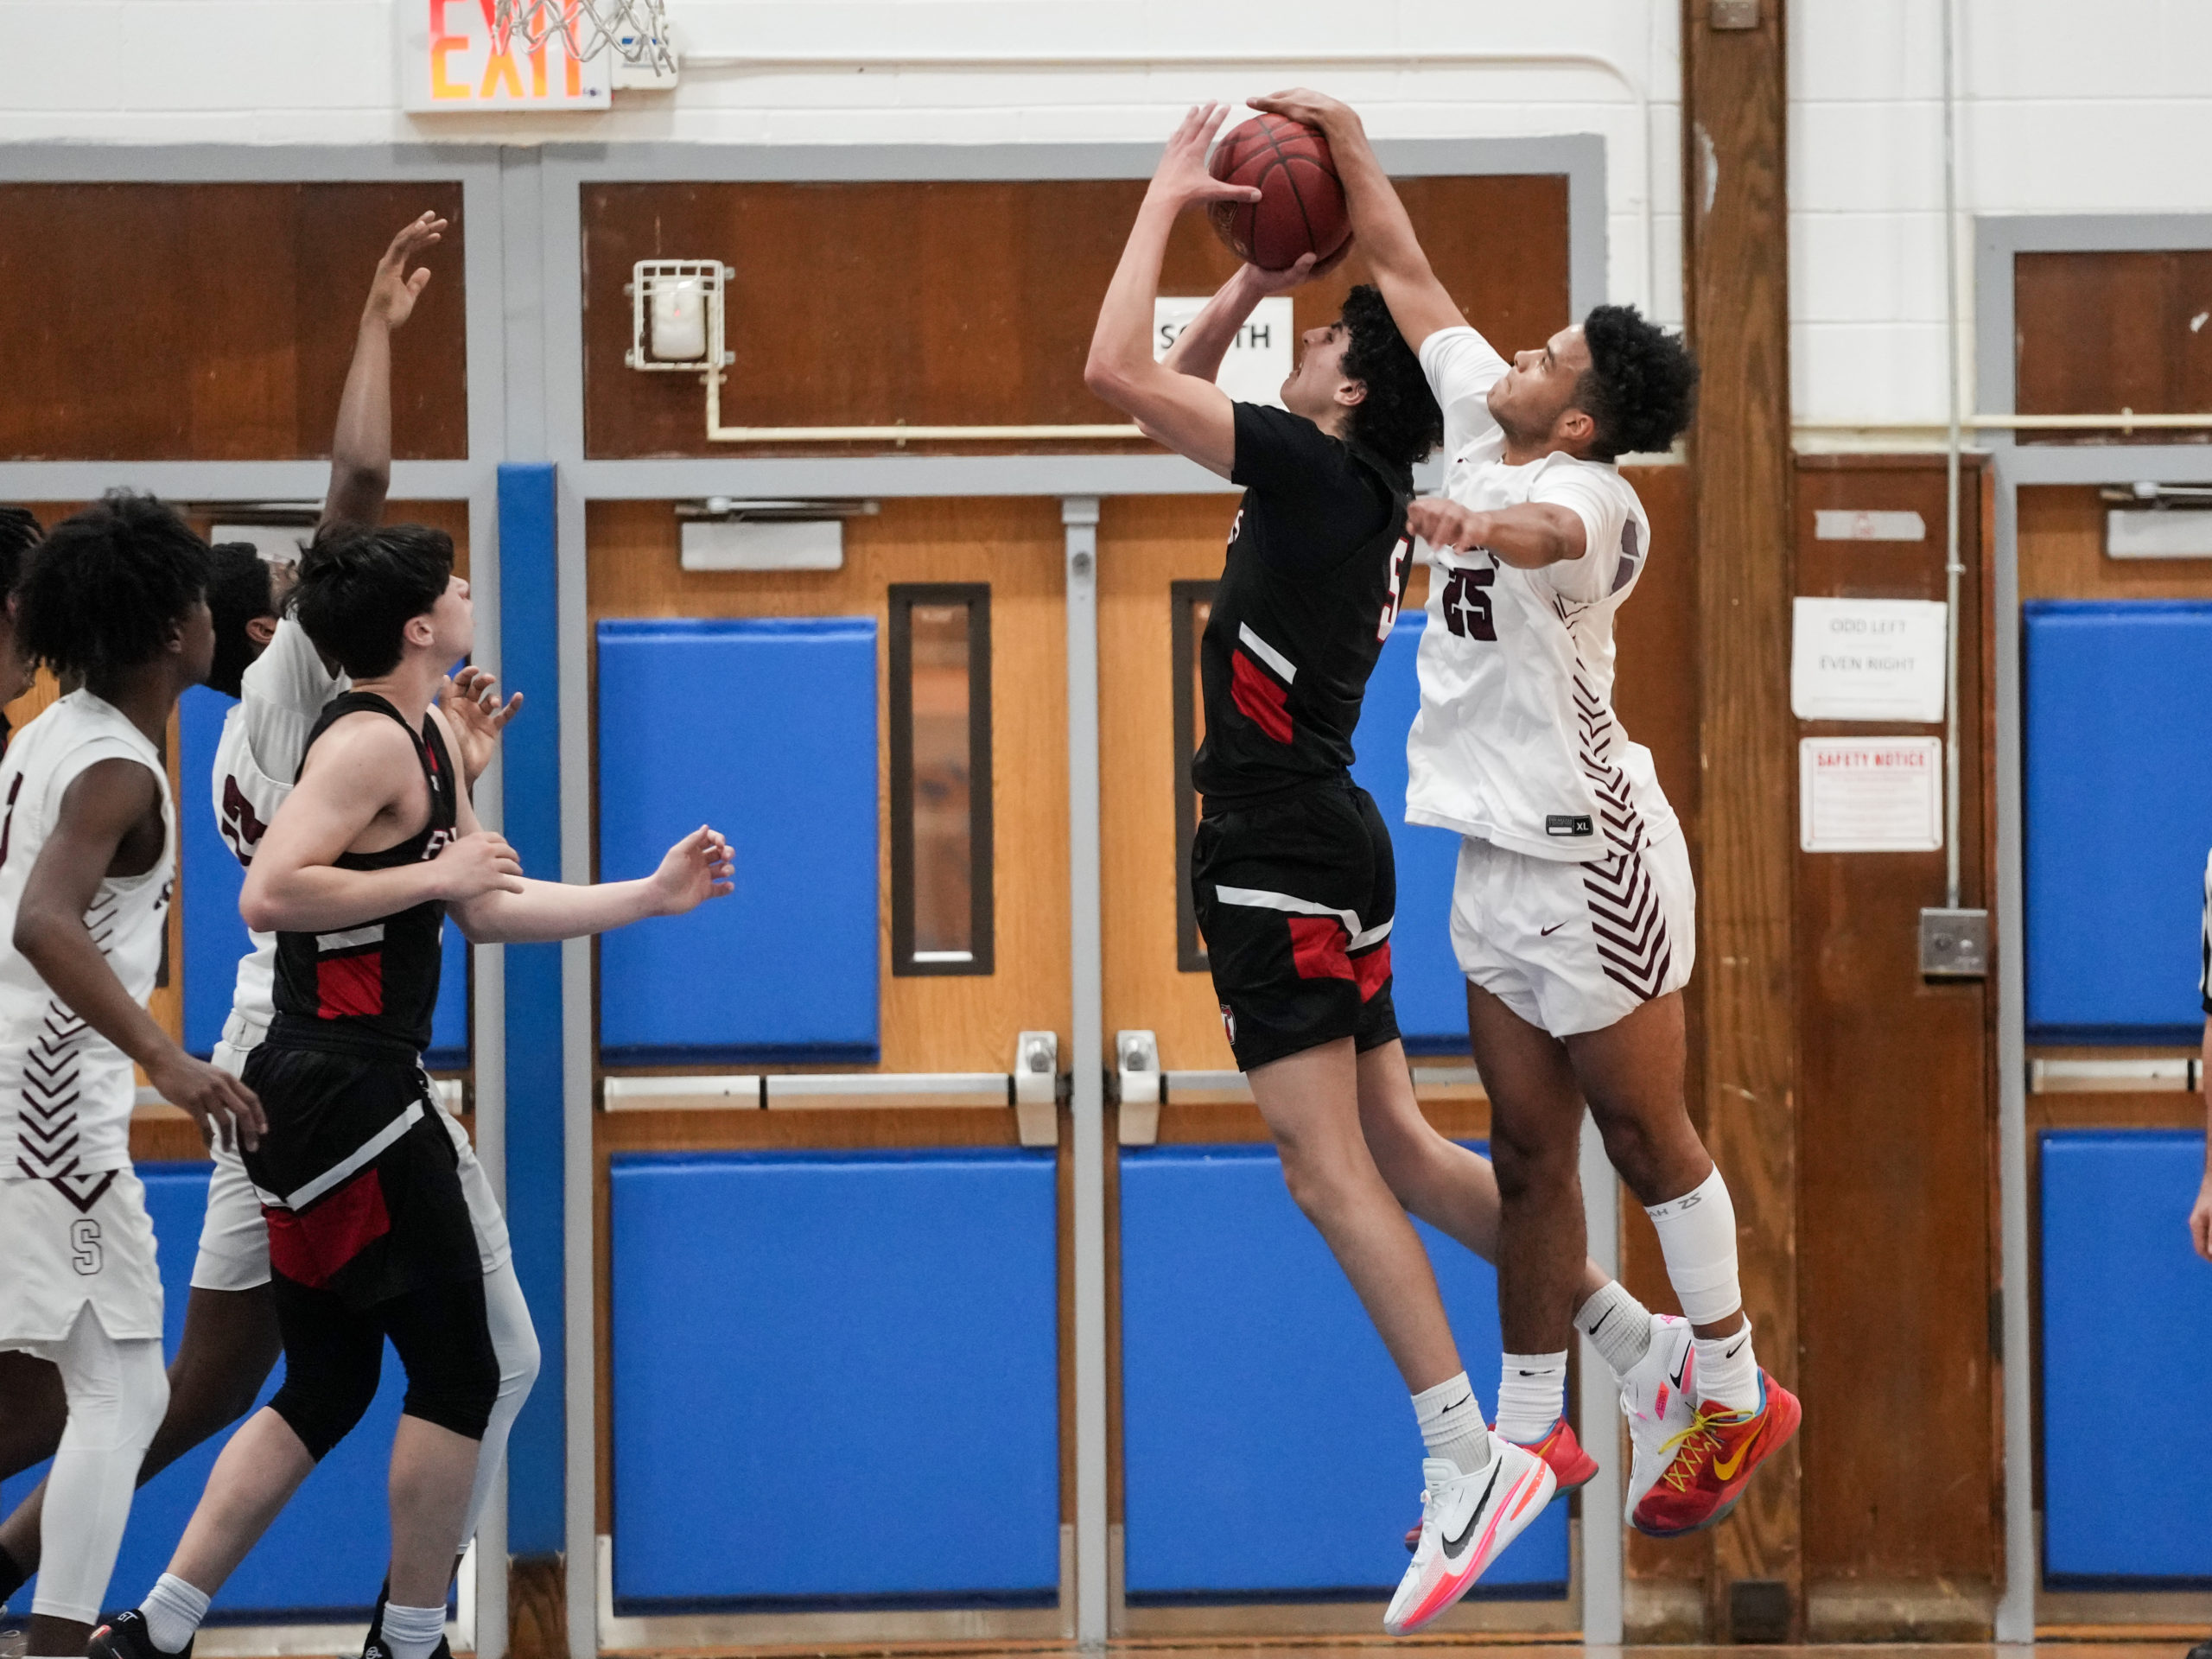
[397,0,610,112]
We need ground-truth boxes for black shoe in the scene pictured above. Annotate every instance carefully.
[89,1610,191,1659]
[359,1580,390,1659]
[2184,1641,2212,1659]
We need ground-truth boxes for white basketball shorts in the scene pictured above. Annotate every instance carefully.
[0,1166,164,1346]
[194,1031,512,1294]
[1448,827,1696,1039]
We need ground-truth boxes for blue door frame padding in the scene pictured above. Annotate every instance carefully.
[1119,1143,1569,1598]
[178,684,468,1065]
[0,1164,420,1620]
[595,618,879,1064]
[609,1150,1059,1608]
[2039,1130,2212,1584]
[1347,613,1467,1052]
[2023,601,2212,1042]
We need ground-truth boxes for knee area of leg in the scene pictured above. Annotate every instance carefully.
[270,1372,378,1462]
[404,1351,500,1443]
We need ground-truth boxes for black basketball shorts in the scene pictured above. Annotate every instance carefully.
[1191,779,1401,1072]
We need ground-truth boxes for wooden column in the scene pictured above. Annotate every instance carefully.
[1682,0,1801,1640]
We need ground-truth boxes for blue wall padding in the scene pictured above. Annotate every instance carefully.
[609,1150,1058,1606]
[0,1164,420,1618]
[2040,1130,2212,1583]
[2024,601,2212,1040]
[1119,1143,1567,1596]
[1348,613,1465,1052]
[178,685,468,1065]
[596,619,879,1063]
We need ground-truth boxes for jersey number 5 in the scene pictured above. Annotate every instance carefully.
[1376,531,1415,641]
[1440,564,1497,641]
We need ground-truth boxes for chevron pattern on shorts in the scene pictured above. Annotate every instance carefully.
[1563,629,1673,1001]
[13,893,121,1211]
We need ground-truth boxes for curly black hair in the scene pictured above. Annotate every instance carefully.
[1576,304,1699,461]
[16,493,210,685]
[297,520,454,679]
[0,505,41,597]
[1338,283,1445,474]
[206,542,278,699]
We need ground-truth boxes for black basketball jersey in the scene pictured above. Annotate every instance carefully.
[1192,403,1416,807]
[270,692,458,1055]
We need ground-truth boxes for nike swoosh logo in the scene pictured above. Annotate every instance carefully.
[1539,921,1567,937]
[1713,1420,1762,1483]
[1669,1353,1689,1389]
[1442,1393,1473,1414]
[1442,1463,1502,1560]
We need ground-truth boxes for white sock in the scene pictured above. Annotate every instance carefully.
[142,1573,212,1654]
[379,1601,448,1659]
[1575,1280,1655,1378]
[1644,1166,1744,1326]
[1411,1371,1491,1472]
[1693,1319,1761,1413]
[1494,1351,1568,1445]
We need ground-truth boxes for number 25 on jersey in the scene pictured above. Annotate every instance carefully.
[1439,562,1497,642]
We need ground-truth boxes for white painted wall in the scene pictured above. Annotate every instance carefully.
[2,0,2209,436]
[1791,0,2212,438]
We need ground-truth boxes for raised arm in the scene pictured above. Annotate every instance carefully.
[1160,256,1322,386]
[1084,105,1263,480]
[1249,90,1465,352]
[1407,498,1587,571]
[240,713,523,933]
[321,212,446,531]
[17,760,265,1148]
[437,711,733,944]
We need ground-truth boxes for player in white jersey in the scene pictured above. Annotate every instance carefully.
[0,217,531,1634]
[0,494,265,1659]
[1256,90,1798,1540]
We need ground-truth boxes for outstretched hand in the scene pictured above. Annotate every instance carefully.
[1147,103,1264,213]
[1249,87,1357,136]
[1238,238,1355,296]
[648,825,736,915]
[363,211,446,331]
[438,666,524,788]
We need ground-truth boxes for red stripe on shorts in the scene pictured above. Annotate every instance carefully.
[264,1166,391,1289]
[1351,939,1392,1002]
[1288,914,1353,982]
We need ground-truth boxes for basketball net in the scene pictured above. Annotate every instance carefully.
[493,0,675,75]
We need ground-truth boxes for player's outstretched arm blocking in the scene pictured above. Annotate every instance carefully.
[1084,104,1262,480]
[322,211,447,532]
[1248,90,1465,353]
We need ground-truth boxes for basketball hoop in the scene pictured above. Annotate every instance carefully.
[493,0,676,80]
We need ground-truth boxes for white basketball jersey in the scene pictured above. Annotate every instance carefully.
[1402,326,1678,864]
[0,692,176,1183]
[210,617,346,1041]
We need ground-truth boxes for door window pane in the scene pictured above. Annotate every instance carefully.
[891,585,995,975]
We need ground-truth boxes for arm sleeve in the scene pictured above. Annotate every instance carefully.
[1416,326,1509,461]
[1529,462,1639,602]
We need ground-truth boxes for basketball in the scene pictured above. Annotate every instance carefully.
[1206,112,1352,271]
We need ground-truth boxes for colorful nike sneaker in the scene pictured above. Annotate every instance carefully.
[89,1611,189,1659]
[1385,1438,1557,1635]
[1630,1369,1802,1538]
[1402,1415,1596,1551]
[1620,1313,1698,1525]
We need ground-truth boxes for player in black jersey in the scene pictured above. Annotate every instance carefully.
[1085,107,1564,1620]
[92,524,733,1659]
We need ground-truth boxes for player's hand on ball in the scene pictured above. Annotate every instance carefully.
[648,825,736,914]
[153,1052,265,1154]
[1249,87,1357,135]
[364,211,445,332]
[438,666,524,788]
[1150,104,1262,212]
[2191,1169,2212,1262]
[433,830,527,902]
[1407,497,1490,555]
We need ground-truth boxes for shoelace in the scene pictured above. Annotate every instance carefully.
[1654,1402,1745,1491]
